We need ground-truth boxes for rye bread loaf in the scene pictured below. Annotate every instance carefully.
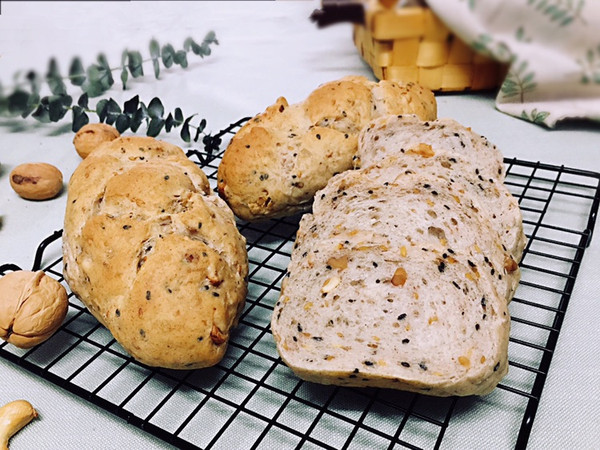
[356,115,526,261]
[63,136,248,370]
[272,159,514,396]
[217,76,436,222]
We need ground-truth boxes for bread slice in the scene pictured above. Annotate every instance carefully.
[272,164,512,397]
[316,164,520,301]
[355,115,526,261]
[356,114,505,182]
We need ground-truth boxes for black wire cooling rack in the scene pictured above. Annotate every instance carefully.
[1,120,599,450]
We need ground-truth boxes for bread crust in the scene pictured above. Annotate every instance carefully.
[217,76,436,221]
[63,136,248,369]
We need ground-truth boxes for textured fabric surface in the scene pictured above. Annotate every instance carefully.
[428,0,600,127]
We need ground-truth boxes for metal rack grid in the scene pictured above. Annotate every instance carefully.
[1,120,599,449]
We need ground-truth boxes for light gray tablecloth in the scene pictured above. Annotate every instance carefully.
[1,1,599,449]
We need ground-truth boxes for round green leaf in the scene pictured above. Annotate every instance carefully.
[78,93,89,109]
[161,44,175,68]
[69,57,86,86]
[152,58,160,79]
[46,58,61,79]
[25,71,42,95]
[147,117,165,137]
[180,116,193,142]
[104,98,122,125]
[174,107,184,124]
[183,37,194,52]
[124,95,139,115]
[148,97,164,119]
[130,107,146,133]
[7,89,30,115]
[31,102,51,123]
[173,50,188,68]
[48,94,72,122]
[121,68,129,90]
[95,98,109,122]
[72,106,89,132]
[128,51,144,78]
[115,113,131,133]
[165,112,174,132]
[203,30,218,45]
[22,92,41,118]
[149,39,160,59]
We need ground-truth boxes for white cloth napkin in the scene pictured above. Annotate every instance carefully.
[426,0,600,128]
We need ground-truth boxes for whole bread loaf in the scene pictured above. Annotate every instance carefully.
[63,136,248,370]
[217,76,436,222]
[272,119,520,396]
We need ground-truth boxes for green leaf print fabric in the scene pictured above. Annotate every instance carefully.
[426,0,600,127]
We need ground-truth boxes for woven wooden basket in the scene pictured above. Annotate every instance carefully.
[353,3,506,91]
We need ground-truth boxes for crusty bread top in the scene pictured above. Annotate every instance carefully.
[217,76,437,222]
[63,136,248,369]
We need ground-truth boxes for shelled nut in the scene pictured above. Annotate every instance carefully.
[73,123,120,159]
[9,163,63,200]
[0,400,38,450]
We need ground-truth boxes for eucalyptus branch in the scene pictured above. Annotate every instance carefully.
[0,32,218,145]
[71,94,210,145]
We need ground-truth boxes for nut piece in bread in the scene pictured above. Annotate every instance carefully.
[0,270,68,348]
[217,76,436,221]
[63,136,248,370]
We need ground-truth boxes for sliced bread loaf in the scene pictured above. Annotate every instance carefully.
[313,164,520,301]
[272,162,513,396]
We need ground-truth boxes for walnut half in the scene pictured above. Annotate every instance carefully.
[0,270,69,348]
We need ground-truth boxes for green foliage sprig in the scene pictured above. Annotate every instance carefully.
[500,60,537,103]
[0,32,218,141]
[74,94,209,144]
[526,0,586,27]
[520,108,551,125]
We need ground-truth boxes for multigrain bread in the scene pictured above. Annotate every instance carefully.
[217,76,436,221]
[356,115,526,261]
[272,140,519,396]
[356,115,505,179]
[315,164,520,301]
[272,169,512,396]
[63,136,248,370]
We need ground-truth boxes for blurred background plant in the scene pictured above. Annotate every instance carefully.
[0,31,218,144]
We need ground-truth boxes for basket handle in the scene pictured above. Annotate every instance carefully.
[310,0,406,27]
[309,0,367,27]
